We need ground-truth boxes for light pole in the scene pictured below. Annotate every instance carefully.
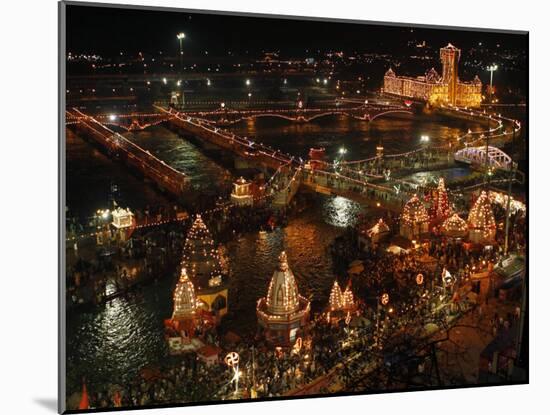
[176,32,186,108]
[486,64,498,104]
[338,147,348,163]
[420,134,430,166]
[177,32,185,74]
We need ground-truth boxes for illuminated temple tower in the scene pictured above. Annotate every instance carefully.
[256,251,310,346]
[440,43,460,105]
[383,43,482,107]
[171,268,198,332]
[181,215,228,318]
[400,194,430,240]
[467,191,496,245]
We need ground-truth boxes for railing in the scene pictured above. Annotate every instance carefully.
[67,108,187,196]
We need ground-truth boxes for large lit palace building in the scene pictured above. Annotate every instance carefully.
[383,43,482,107]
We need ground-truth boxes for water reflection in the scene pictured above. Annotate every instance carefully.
[402,167,471,186]
[323,196,364,228]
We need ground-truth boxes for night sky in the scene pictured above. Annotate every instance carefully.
[66,4,527,57]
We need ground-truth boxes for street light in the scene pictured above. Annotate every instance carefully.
[176,32,185,69]
[420,135,430,167]
[176,32,186,108]
[486,64,498,104]
[245,79,251,86]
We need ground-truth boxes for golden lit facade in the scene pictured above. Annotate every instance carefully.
[383,44,482,107]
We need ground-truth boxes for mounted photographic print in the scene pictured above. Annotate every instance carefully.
[59,1,528,413]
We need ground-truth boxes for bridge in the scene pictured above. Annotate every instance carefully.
[151,105,414,208]
[66,112,174,132]
[66,100,523,210]
[454,145,515,170]
[66,108,188,197]
[156,106,301,171]
[177,102,412,126]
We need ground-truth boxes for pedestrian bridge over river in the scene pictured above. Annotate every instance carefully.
[177,102,413,126]
[66,102,522,209]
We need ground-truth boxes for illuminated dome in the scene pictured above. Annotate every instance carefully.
[468,191,496,244]
[402,195,429,224]
[256,251,310,345]
[400,194,430,240]
[441,213,468,238]
[172,268,197,320]
[266,251,300,315]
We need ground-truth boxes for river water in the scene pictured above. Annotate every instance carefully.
[65,107,485,393]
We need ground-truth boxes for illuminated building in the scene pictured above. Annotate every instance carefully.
[328,280,357,313]
[431,177,452,221]
[308,147,326,170]
[182,215,228,318]
[256,251,310,346]
[230,177,254,206]
[400,194,430,240]
[468,191,496,244]
[164,267,204,353]
[110,207,134,241]
[172,268,198,322]
[442,213,468,238]
[383,44,482,107]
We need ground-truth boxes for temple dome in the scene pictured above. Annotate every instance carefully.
[442,213,468,238]
[172,268,197,320]
[400,194,430,240]
[402,194,429,225]
[265,251,300,315]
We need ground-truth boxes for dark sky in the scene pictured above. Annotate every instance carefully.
[66,4,527,57]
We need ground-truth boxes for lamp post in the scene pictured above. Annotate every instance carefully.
[486,64,498,104]
[176,32,186,108]
[420,134,430,167]
[177,32,185,73]
[338,147,348,163]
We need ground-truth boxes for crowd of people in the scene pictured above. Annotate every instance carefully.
[66,177,527,410]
